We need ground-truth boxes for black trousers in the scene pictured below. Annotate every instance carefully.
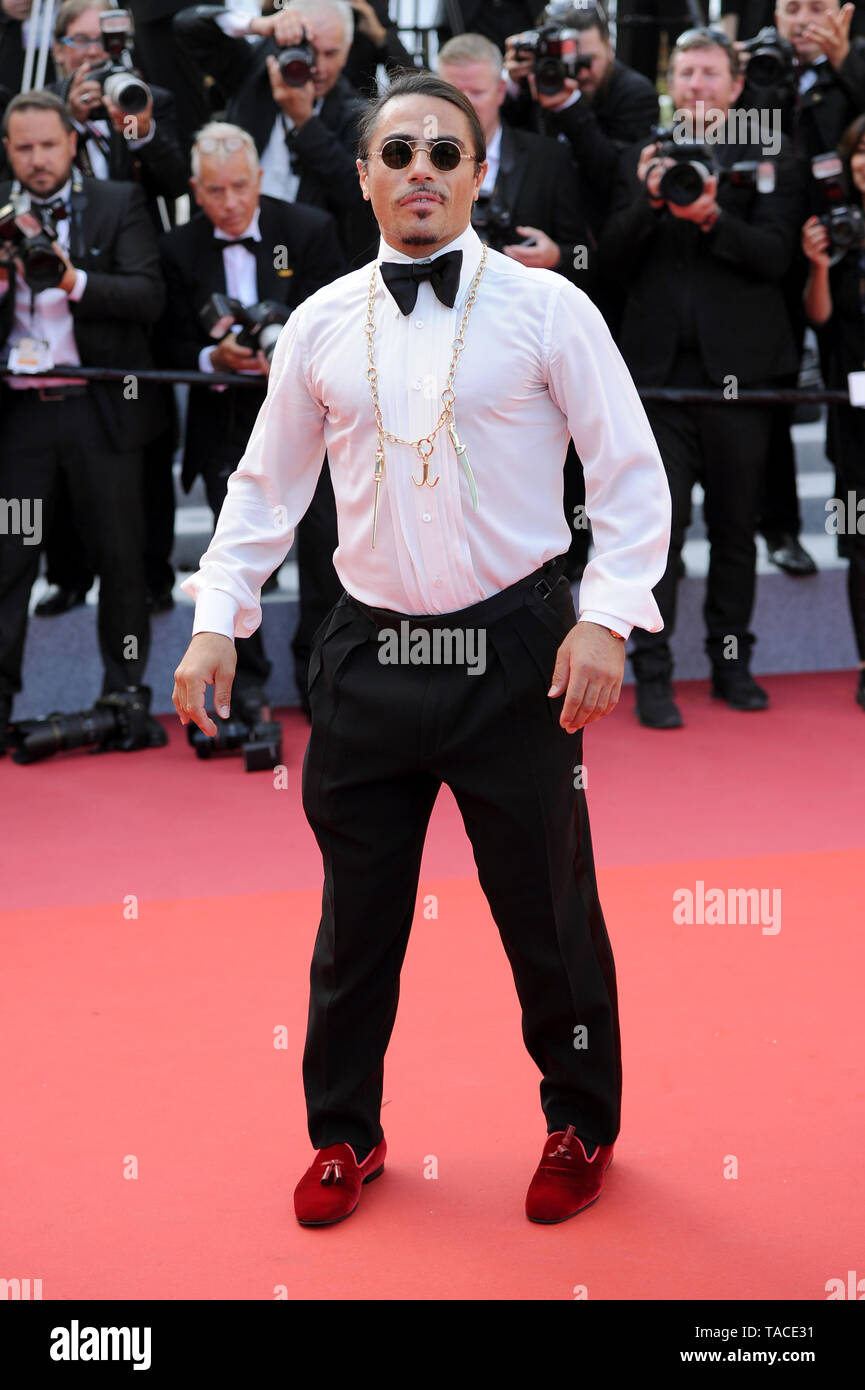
[631,360,772,680]
[299,562,622,1157]
[0,388,149,708]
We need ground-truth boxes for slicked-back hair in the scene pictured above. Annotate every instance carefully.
[356,70,486,166]
[2,89,75,138]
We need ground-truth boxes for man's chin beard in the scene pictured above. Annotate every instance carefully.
[25,173,66,198]
[399,232,441,246]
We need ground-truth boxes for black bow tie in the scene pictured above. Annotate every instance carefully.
[380,249,463,315]
[218,236,259,252]
[33,197,68,223]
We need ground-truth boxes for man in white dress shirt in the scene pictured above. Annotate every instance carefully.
[172,70,671,1227]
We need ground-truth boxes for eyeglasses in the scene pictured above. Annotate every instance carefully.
[372,138,476,172]
[674,26,735,51]
[197,136,248,155]
[60,34,107,50]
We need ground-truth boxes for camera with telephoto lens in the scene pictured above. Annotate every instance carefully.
[200,294,291,365]
[0,193,66,291]
[511,0,591,98]
[740,25,796,96]
[277,27,316,86]
[9,686,167,764]
[83,8,150,115]
[811,152,865,263]
[186,703,283,772]
[471,191,536,250]
[649,126,776,207]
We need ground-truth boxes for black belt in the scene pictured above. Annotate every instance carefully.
[347,554,570,632]
[1,383,88,401]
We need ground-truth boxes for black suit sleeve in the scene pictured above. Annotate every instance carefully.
[153,237,211,368]
[290,211,347,300]
[287,95,366,211]
[173,4,258,91]
[134,86,190,199]
[596,141,664,280]
[704,148,803,282]
[73,183,167,324]
[546,74,659,201]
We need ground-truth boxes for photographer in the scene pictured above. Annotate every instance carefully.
[503,3,658,242]
[156,122,345,719]
[599,27,803,728]
[173,0,376,264]
[50,0,188,214]
[801,112,865,710]
[0,91,166,753]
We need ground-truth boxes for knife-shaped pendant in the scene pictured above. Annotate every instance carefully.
[372,447,385,548]
[448,422,478,511]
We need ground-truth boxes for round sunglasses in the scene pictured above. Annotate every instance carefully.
[372,138,477,172]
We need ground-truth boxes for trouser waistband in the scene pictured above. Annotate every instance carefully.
[346,554,569,632]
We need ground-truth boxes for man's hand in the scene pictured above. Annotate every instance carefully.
[503,226,561,269]
[210,335,268,374]
[104,90,153,140]
[666,175,719,224]
[504,36,534,86]
[807,1,854,70]
[636,141,673,201]
[548,621,625,733]
[67,63,104,124]
[536,76,579,110]
[172,632,237,735]
[349,0,386,47]
[54,245,78,295]
[266,52,315,127]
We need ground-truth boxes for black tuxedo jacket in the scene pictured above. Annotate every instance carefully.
[489,123,588,284]
[156,194,345,487]
[174,6,376,264]
[598,135,803,388]
[0,176,166,450]
[47,77,189,210]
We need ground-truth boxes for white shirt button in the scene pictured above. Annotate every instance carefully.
[433,578,443,588]
[412,378,422,390]
[422,512,431,522]
[415,319,424,329]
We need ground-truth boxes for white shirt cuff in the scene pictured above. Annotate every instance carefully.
[198,345,218,373]
[579,611,632,641]
[67,269,87,301]
[555,89,580,110]
[188,587,240,639]
[215,11,254,37]
[127,119,157,149]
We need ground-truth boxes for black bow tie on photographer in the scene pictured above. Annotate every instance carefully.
[219,236,258,252]
[380,249,462,315]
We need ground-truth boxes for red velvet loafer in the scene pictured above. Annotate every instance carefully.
[294,1138,386,1226]
[525,1125,614,1223]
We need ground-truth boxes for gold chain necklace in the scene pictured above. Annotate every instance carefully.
[364,244,487,547]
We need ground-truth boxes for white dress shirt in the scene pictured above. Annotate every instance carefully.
[259,100,324,204]
[73,116,157,182]
[480,124,502,195]
[182,223,671,640]
[0,178,88,389]
[197,209,262,373]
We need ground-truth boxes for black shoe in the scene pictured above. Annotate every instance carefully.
[34,585,89,617]
[146,587,175,614]
[765,535,817,577]
[711,667,769,711]
[635,678,683,729]
[856,671,865,711]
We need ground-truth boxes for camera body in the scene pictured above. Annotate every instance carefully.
[10,687,166,764]
[277,29,316,87]
[512,23,590,95]
[85,8,150,115]
[471,192,536,251]
[0,193,66,291]
[200,294,291,365]
[740,25,796,96]
[186,707,283,772]
[649,127,774,207]
[812,152,865,261]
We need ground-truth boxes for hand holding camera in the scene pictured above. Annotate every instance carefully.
[802,214,833,269]
[266,51,315,127]
[210,334,269,375]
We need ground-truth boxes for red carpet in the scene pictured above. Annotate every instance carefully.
[2,670,863,1300]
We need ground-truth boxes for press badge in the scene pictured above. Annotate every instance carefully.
[847,371,865,407]
[8,337,54,374]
